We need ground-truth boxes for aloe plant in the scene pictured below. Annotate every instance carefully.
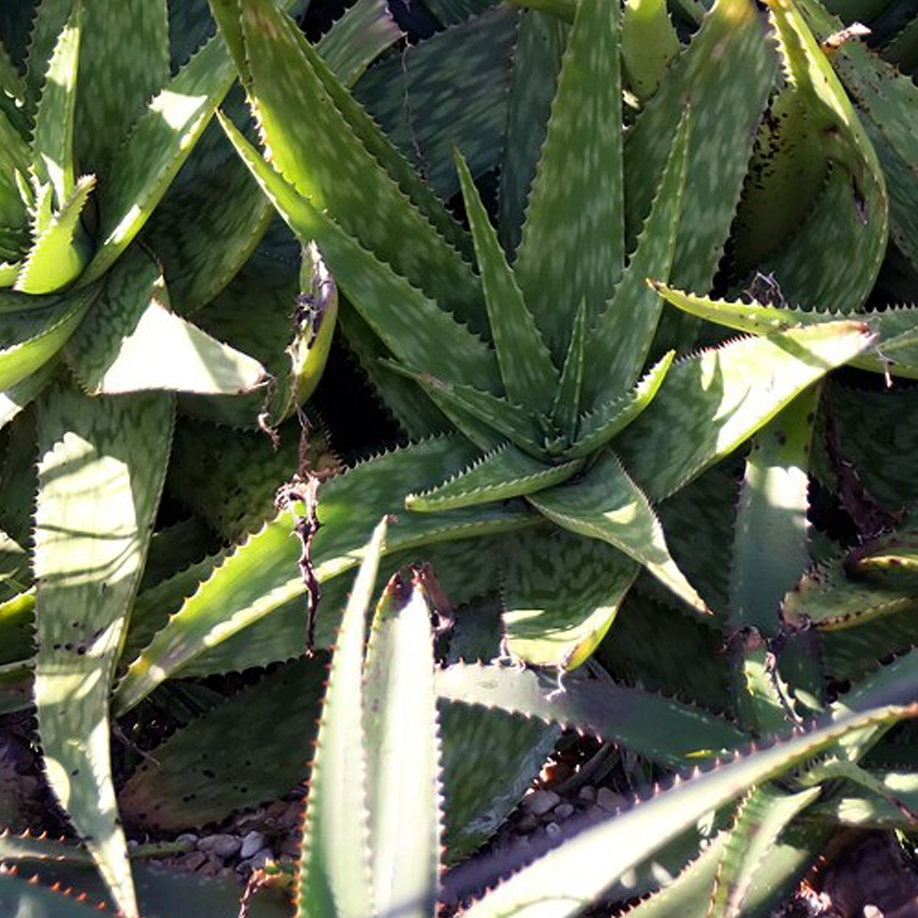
[8,0,918,914]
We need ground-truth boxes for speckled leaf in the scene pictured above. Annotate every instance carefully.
[0,362,56,431]
[436,661,746,766]
[364,569,441,918]
[529,450,708,615]
[407,444,583,512]
[621,0,680,100]
[808,770,918,829]
[583,112,689,406]
[616,322,874,501]
[396,370,542,456]
[354,5,517,201]
[220,117,501,394]
[624,0,775,298]
[571,351,674,459]
[175,534,507,679]
[754,0,887,314]
[514,0,623,362]
[316,0,402,87]
[112,437,534,713]
[139,152,274,317]
[175,231,302,428]
[0,284,95,390]
[817,381,918,509]
[297,518,383,918]
[707,786,820,918]
[441,702,558,861]
[167,415,336,542]
[782,549,918,632]
[72,0,168,184]
[30,1,80,209]
[212,0,482,328]
[21,0,71,124]
[85,29,237,285]
[729,387,819,635]
[460,704,918,918]
[34,386,174,918]
[65,248,266,395]
[14,173,93,294]
[651,283,918,380]
[120,656,324,831]
[297,16,473,264]
[498,11,568,255]
[456,152,558,415]
[0,858,292,918]
[336,300,450,439]
[813,1,918,277]
[501,526,638,669]
[552,297,586,438]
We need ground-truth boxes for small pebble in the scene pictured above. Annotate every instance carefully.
[241,831,268,860]
[596,788,625,812]
[175,851,208,872]
[127,839,138,851]
[524,789,560,816]
[554,803,575,821]
[175,833,198,848]
[544,822,562,839]
[577,786,597,804]
[197,834,242,859]
[516,813,540,833]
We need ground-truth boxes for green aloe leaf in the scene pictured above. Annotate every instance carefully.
[729,386,819,635]
[210,0,482,326]
[552,297,586,438]
[528,450,708,614]
[0,362,58,430]
[625,0,775,299]
[34,386,174,918]
[437,660,746,768]
[752,0,887,313]
[0,285,96,391]
[112,437,534,713]
[583,112,689,406]
[706,786,820,918]
[354,4,517,203]
[501,527,639,669]
[455,151,558,415]
[514,0,623,362]
[805,0,918,279]
[72,0,169,184]
[498,11,567,255]
[570,351,674,459]
[392,368,543,456]
[14,174,94,294]
[64,247,266,395]
[30,0,80,210]
[650,283,918,380]
[119,656,324,832]
[83,26,239,285]
[297,519,384,918]
[364,567,441,918]
[219,116,501,395]
[781,549,918,633]
[617,321,873,500]
[460,705,918,918]
[315,0,402,87]
[407,445,583,512]
[621,0,680,100]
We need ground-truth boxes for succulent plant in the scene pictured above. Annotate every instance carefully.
[7,0,918,915]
